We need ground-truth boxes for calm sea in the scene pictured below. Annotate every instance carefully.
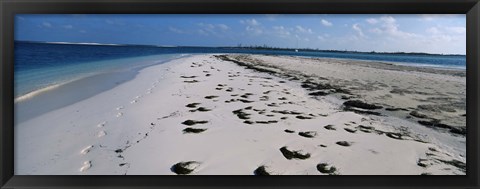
[15,41,466,101]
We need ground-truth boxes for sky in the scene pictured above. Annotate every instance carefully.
[15,14,466,54]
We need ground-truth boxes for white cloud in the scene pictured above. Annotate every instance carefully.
[63,25,73,29]
[426,27,441,35]
[296,25,314,34]
[446,26,466,34]
[418,14,459,21]
[198,29,208,36]
[366,18,378,24]
[321,19,333,27]
[168,26,186,34]
[369,16,418,39]
[380,16,396,24]
[240,19,260,26]
[196,23,230,37]
[246,25,263,35]
[370,28,382,34]
[216,24,230,31]
[352,24,365,37]
[273,26,291,37]
[42,22,52,28]
[79,30,87,33]
[241,19,263,35]
[317,34,330,41]
[427,26,465,35]
[198,23,230,31]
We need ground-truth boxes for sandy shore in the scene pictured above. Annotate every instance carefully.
[15,54,466,175]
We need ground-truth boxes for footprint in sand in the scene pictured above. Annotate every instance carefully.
[116,112,123,117]
[116,106,124,110]
[97,130,106,138]
[130,100,138,104]
[80,161,92,172]
[97,121,107,127]
[80,145,94,155]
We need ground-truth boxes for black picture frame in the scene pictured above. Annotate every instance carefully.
[1,0,479,188]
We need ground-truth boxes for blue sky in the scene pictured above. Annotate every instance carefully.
[15,14,466,54]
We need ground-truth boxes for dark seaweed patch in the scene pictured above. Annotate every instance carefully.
[309,91,330,96]
[410,111,428,119]
[344,100,382,110]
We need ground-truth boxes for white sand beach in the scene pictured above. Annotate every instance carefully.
[15,54,466,175]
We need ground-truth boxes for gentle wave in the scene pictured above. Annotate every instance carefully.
[15,54,189,103]
[44,41,124,46]
[15,82,66,103]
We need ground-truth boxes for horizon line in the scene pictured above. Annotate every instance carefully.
[14,40,467,56]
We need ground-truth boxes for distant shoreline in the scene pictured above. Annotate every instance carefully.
[15,40,466,57]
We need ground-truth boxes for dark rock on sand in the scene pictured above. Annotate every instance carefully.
[254,166,271,175]
[243,120,254,124]
[284,129,295,133]
[279,146,311,160]
[184,80,199,83]
[171,161,199,175]
[180,76,197,79]
[317,163,338,175]
[324,125,336,130]
[183,128,207,134]
[298,131,317,138]
[344,128,357,133]
[336,141,352,147]
[237,99,255,103]
[205,95,219,99]
[182,120,209,126]
[296,115,313,120]
[233,109,251,120]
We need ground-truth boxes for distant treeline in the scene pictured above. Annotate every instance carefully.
[218,45,465,56]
